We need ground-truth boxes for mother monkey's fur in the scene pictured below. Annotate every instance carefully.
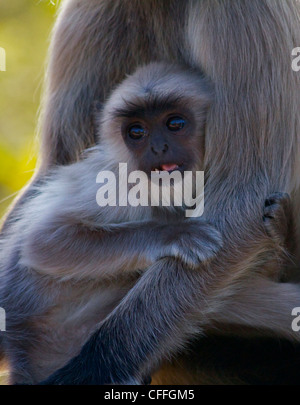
[2,0,300,384]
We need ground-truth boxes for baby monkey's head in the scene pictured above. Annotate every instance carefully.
[99,62,214,176]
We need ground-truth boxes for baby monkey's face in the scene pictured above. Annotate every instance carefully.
[120,104,202,176]
[101,63,212,175]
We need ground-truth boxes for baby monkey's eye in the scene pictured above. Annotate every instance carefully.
[166,116,186,132]
[127,124,147,140]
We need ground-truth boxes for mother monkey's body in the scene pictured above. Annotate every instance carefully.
[2,0,300,384]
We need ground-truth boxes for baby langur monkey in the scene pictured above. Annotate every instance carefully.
[0,63,295,385]
[0,62,222,384]
[1,61,296,385]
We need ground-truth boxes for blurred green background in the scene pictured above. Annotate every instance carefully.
[0,0,57,222]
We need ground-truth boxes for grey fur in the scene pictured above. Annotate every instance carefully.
[1,0,300,384]
[0,63,221,384]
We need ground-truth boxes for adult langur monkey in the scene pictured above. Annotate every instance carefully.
[1,0,300,384]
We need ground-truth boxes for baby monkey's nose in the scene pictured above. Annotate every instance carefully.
[151,142,168,156]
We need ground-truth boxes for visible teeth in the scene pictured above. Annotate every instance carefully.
[154,169,159,172]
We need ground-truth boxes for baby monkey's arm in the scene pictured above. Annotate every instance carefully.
[21,215,222,280]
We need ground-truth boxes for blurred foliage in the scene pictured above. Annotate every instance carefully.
[0,0,57,220]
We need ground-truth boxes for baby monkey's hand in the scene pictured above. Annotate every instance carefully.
[155,220,222,269]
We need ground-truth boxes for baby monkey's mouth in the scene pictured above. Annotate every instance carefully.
[152,163,184,174]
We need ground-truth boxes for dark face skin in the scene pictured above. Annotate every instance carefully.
[121,107,204,176]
